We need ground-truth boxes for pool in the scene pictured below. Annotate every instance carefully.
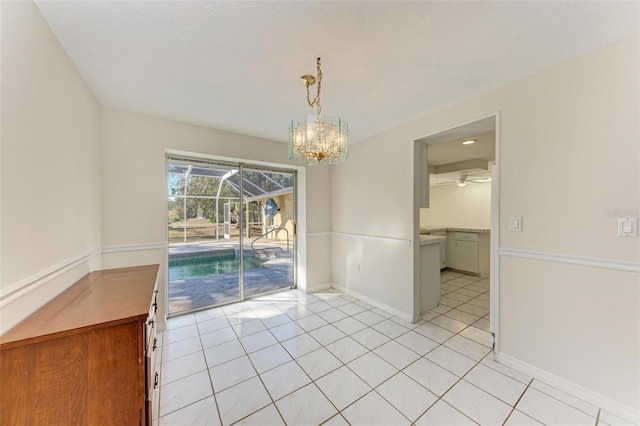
[169,251,265,281]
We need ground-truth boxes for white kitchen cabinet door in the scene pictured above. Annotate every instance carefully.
[456,240,479,273]
[446,232,457,269]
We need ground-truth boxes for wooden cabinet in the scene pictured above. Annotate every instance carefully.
[0,265,159,426]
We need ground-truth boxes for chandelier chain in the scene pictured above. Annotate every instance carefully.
[305,58,323,115]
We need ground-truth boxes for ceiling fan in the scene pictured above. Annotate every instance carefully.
[430,172,491,187]
[456,173,492,187]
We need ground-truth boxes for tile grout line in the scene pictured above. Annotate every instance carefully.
[160,278,523,425]
[501,377,535,426]
[196,316,225,426]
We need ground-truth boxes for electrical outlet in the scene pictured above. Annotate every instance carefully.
[355,264,360,273]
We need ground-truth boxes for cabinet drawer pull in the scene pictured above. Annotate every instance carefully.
[153,337,157,351]
[154,372,159,389]
[153,301,158,312]
[147,319,154,328]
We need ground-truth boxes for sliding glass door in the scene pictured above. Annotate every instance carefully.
[167,156,296,316]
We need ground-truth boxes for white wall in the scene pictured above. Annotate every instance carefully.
[100,107,332,323]
[331,36,639,413]
[0,1,102,334]
[420,183,492,230]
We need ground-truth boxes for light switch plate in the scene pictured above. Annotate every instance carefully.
[509,216,522,232]
[617,218,638,237]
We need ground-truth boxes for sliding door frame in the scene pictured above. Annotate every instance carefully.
[165,152,299,317]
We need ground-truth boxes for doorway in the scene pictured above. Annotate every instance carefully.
[166,156,296,316]
[414,114,499,351]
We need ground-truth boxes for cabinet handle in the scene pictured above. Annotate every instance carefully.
[153,301,158,312]
[153,337,157,351]
[147,319,154,328]
[154,372,159,389]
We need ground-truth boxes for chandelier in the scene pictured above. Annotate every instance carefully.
[289,58,348,165]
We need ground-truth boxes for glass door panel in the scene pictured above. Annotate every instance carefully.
[167,160,242,315]
[241,168,295,297]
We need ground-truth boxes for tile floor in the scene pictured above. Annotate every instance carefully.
[155,271,632,426]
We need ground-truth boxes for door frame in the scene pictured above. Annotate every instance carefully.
[165,150,305,317]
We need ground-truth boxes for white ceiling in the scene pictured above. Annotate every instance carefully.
[35,1,639,144]
[419,116,496,166]
[427,130,496,167]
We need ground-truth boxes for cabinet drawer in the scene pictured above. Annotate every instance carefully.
[455,232,478,242]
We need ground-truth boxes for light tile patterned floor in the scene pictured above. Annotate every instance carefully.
[155,271,627,426]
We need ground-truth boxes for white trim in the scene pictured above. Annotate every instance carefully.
[500,248,640,273]
[305,232,332,238]
[490,112,501,355]
[331,231,411,245]
[413,112,499,143]
[0,247,102,307]
[165,149,306,174]
[331,283,413,323]
[497,353,640,423]
[102,242,168,253]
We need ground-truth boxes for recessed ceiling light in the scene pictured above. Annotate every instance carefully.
[462,139,476,145]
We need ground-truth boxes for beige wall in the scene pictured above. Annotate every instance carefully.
[331,36,639,411]
[100,107,332,320]
[500,258,638,411]
[420,183,492,230]
[0,1,102,333]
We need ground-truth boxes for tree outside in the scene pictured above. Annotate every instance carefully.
[168,173,262,243]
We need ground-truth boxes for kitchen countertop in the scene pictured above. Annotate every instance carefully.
[420,227,491,234]
[419,235,447,245]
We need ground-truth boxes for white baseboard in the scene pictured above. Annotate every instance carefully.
[497,353,639,423]
[330,283,413,323]
[305,282,333,293]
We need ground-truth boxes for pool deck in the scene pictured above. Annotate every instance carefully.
[168,239,294,314]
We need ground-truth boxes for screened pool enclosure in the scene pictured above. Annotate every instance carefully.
[167,157,296,315]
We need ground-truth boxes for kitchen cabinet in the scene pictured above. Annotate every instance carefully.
[417,143,429,207]
[0,265,159,426]
[446,231,457,269]
[419,235,445,314]
[455,232,480,274]
[446,231,480,274]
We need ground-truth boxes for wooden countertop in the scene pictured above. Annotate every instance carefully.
[0,264,159,348]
